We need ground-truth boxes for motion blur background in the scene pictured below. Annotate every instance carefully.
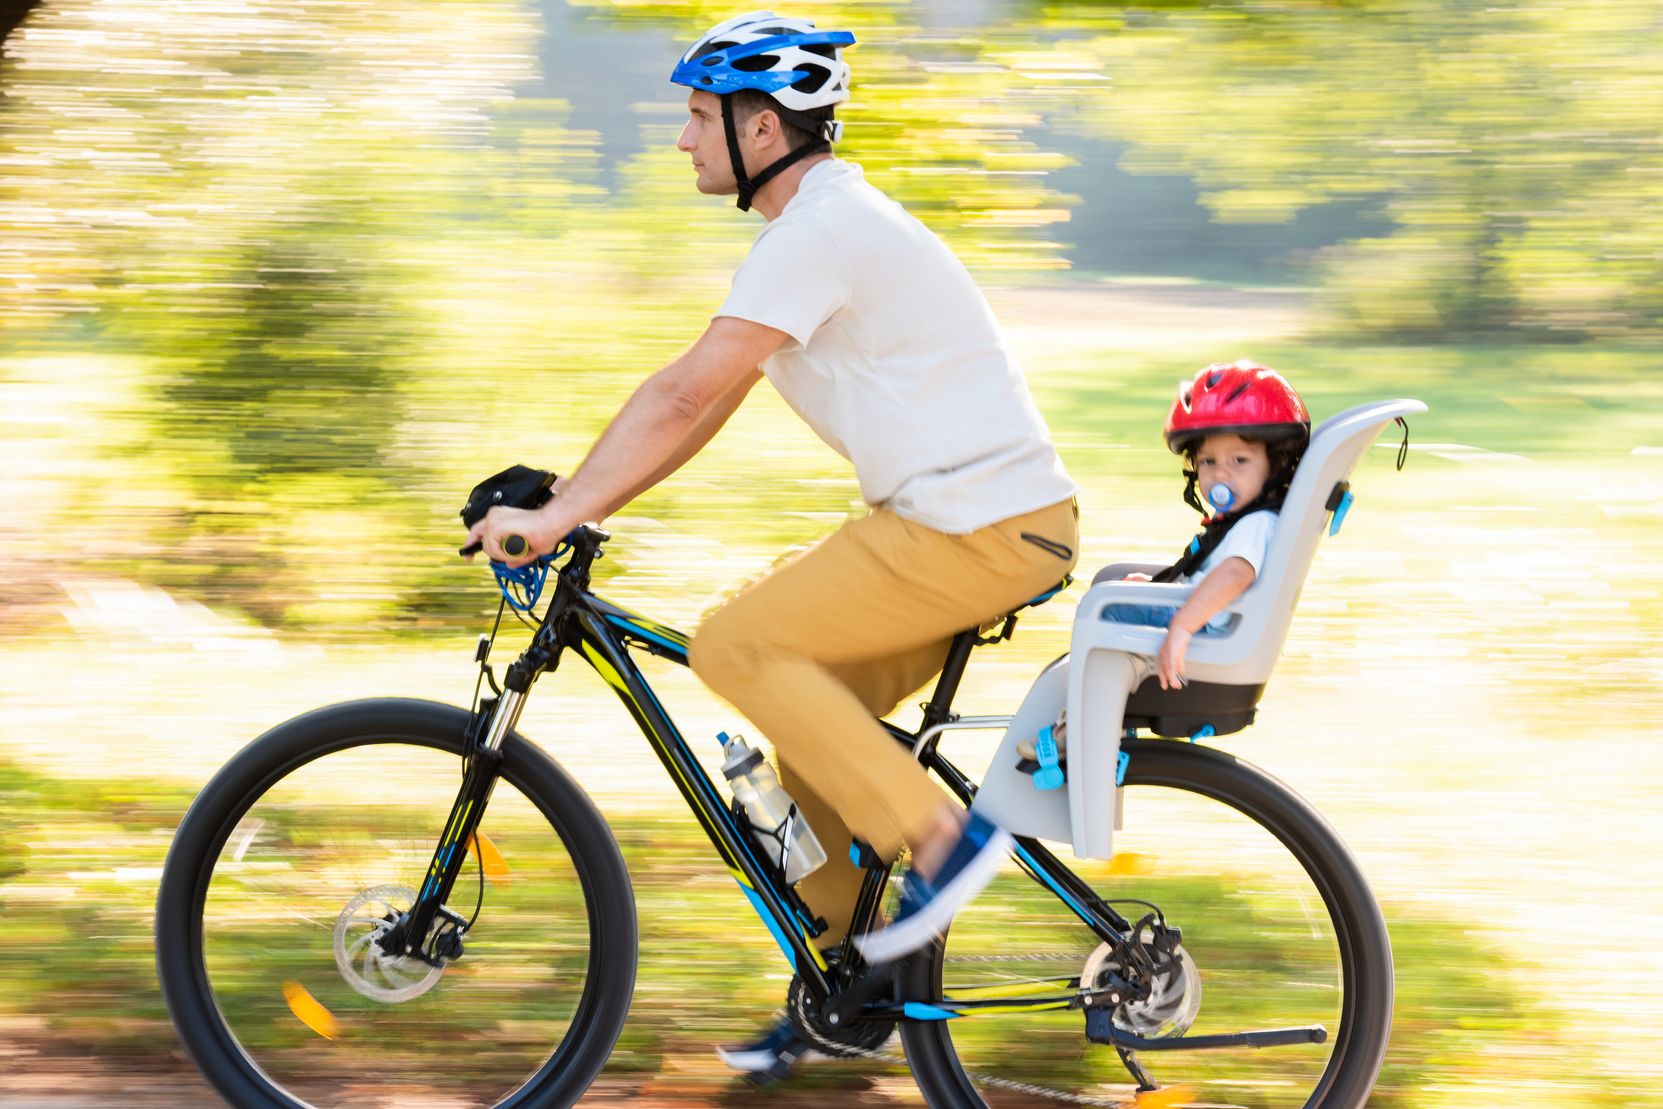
[1,0,1659,1104]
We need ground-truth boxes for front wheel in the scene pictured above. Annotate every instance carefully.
[902,738,1394,1108]
[155,698,637,1108]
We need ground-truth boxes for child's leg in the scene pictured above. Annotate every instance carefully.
[1103,603,1181,628]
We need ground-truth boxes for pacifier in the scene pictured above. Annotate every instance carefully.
[1205,482,1237,513]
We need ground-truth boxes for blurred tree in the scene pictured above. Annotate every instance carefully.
[1041,0,1663,339]
[569,0,1079,272]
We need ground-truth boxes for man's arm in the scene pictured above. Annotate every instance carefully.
[466,315,785,562]
[610,364,760,510]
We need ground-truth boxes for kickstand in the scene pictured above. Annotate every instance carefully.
[1116,1046,1158,1094]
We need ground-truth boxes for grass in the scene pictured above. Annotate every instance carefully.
[0,757,1635,1105]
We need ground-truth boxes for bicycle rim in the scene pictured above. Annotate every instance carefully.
[903,740,1392,1109]
[159,701,635,1108]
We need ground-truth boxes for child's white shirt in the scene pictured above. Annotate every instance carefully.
[1178,509,1277,632]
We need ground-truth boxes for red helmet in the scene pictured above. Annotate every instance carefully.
[1164,359,1310,455]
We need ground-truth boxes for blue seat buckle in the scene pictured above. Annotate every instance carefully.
[1115,750,1129,787]
[1032,725,1065,791]
[1328,489,1355,536]
[1189,724,1215,744]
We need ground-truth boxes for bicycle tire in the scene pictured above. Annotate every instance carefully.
[155,698,637,1108]
[901,737,1393,1109]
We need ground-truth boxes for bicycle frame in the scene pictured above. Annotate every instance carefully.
[402,527,1141,1026]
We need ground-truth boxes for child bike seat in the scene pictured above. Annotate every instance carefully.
[974,399,1426,859]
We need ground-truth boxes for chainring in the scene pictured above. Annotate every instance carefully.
[787,973,896,1058]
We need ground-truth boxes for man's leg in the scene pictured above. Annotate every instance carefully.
[695,500,1076,1077]
[690,501,1078,898]
[783,642,953,949]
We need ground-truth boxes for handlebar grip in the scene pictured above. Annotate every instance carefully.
[459,540,483,558]
[503,534,528,559]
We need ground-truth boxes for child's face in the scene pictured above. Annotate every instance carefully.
[1194,433,1271,514]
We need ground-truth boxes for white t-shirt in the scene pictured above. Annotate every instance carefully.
[1180,509,1277,632]
[716,159,1076,534]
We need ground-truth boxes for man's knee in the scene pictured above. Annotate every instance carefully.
[688,612,752,693]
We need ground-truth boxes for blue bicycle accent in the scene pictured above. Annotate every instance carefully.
[1328,489,1355,536]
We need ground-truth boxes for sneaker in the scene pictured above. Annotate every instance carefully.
[854,812,1012,966]
[715,1014,823,1082]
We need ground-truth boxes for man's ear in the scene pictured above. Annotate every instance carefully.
[748,107,782,148]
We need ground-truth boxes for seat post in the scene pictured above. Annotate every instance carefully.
[921,630,978,729]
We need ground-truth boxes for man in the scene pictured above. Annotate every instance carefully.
[465,9,1079,1081]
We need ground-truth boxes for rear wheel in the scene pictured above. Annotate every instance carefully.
[902,738,1393,1108]
[155,698,637,1107]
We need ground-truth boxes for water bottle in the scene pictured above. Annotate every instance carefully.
[719,732,827,884]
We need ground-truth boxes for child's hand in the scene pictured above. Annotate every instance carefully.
[1157,626,1192,690]
[1123,572,1153,581]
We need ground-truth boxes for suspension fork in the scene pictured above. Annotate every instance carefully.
[379,636,558,962]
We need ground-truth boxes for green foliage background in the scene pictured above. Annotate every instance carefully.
[4,0,1659,632]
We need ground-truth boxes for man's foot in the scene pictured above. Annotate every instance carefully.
[854,811,1012,965]
[715,1014,823,1083]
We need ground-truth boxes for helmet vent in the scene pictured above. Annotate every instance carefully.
[791,63,829,93]
[1225,381,1250,404]
[733,53,780,72]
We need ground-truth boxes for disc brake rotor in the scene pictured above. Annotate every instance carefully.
[1081,931,1202,1039]
[333,884,446,1003]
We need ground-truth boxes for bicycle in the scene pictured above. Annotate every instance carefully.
[156,504,1395,1108]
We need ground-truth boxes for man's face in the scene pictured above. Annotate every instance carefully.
[678,91,740,196]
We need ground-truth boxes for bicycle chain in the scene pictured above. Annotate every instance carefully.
[793,954,1137,1108]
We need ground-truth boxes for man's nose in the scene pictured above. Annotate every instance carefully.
[676,123,695,151]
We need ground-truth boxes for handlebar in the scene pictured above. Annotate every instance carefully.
[456,533,530,560]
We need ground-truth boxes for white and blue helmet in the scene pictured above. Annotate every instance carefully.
[672,10,854,115]
[671,11,856,210]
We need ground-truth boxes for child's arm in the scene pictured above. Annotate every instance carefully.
[1157,557,1257,689]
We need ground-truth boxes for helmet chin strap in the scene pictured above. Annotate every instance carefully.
[721,94,832,212]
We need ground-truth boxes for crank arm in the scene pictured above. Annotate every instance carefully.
[822,963,897,1031]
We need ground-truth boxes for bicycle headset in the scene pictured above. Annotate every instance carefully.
[670,10,856,212]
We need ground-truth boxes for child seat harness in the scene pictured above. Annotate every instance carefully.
[1153,416,1411,584]
[1152,467,1294,584]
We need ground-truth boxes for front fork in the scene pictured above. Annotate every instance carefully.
[377,669,537,964]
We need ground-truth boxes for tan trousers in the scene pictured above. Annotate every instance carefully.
[688,498,1079,946]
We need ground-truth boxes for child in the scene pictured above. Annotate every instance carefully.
[1022,360,1309,763]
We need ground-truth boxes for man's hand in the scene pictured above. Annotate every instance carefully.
[1157,625,1193,690]
[465,496,573,569]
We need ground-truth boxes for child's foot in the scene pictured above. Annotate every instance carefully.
[1015,731,1067,761]
[854,811,1011,965]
